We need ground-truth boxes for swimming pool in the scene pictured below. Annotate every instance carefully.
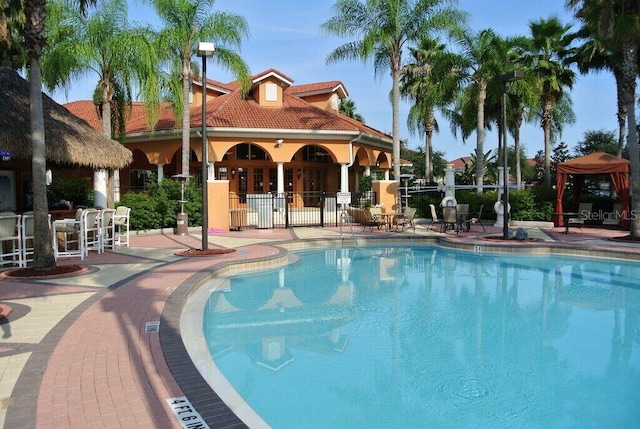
[183,245,640,428]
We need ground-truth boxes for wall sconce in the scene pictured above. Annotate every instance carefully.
[297,168,303,179]
[231,167,236,178]
[275,139,283,148]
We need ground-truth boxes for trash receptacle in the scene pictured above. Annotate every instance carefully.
[230,209,247,230]
[176,212,188,235]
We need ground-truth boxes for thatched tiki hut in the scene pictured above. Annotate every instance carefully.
[0,60,132,210]
[0,60,132,270]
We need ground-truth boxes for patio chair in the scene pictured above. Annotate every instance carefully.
[567,202,592,231]
[113,206,131,247]
[427,204,441,231]
[362,208,384,231]
[456,204,470,232]
[441,206,458,233]
[0,213,22,267]
[603,203,622,226]
[469,204,486,232]
[98,208,116,252]
[394,207,417,231]
[82,208,101,255]
[52,208,85,260]
[20,211,51,265]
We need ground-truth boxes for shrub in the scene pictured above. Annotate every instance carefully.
[119,178,203,231]
[47,175,91,208]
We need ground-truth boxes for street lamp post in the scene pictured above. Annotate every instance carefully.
[198,42,215,250]
[501,70,523,239]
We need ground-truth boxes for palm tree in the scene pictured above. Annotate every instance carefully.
[524,17,576,186]
[451,28,505,195]
[568,21,627,157]
[151,0,251,180]
[322,0,466,186]
[14,0,96,270]
[567,0,640,236]
[42,0,161,207]
[400,37,464,183]
[339,98,365,123]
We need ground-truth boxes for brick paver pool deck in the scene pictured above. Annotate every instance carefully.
[0,222,637,428]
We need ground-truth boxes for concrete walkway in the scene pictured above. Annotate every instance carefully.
[0,222,637,428]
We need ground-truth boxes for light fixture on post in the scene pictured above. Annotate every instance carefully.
[500,70,524,239]
[231,167,236,178]
[275,139,283,148]
[198,41,215,251]
[297,168,303,179]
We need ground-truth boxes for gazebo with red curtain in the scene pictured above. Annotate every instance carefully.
[555,151,630,227]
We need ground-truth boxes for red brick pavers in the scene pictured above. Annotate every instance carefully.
[2,233,284,429]
[3,225,638,429]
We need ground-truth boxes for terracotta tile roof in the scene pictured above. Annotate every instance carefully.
[123,87,390,140]
[63,101,102,131]
[251,68,294,87]
[287,81,348,98]
[449,156,471,169]
[65,69,391,142]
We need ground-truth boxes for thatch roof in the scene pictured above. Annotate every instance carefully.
[0,61,132,169]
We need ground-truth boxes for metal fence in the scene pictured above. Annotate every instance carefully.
[229,191,375,229]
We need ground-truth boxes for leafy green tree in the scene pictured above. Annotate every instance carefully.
[151,0,251,179]
[567,0,640,236]
[12,0,95,270]
[322,0,466,184]
[574,129,619,156]
[568,12,628,157]
[450,28,504,195]
[400,37,464,183]
[339,98,365,123]
[524,17,576,186]
[43,0,161,207]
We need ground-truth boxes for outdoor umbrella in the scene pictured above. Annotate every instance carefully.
[0,61,132,169]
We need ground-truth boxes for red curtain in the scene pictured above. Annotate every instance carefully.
[610,171,631,227]
[554,173,567,226]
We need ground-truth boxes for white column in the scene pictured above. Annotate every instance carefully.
[384,169,389,180]
[156,164,164,182]
[114,169,121,203]
[365,166,371,176]
[207,162,214,181]
[93,169,107,208]
[340,163,349,192]
[277,162,284,194]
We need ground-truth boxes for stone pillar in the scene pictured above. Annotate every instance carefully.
[444,163,456,200]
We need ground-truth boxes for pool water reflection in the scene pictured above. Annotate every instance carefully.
[193,246,640,428]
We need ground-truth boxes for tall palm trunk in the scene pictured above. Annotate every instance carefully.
[25,0,56,270]
[613,69,626,157]
[542,98,553,186]
[181,55,191,179]
[621,37,639,236]
[514,112,523,190]
[475,80,487,195]
[424,110,434,182]
[391,62,401,184]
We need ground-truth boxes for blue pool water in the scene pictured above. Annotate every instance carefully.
[199,245,640,428]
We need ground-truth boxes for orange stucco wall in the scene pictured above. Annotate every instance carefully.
[208,180,230,231]
[373,180,398,212]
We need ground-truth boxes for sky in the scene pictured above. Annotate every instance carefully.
[48,0,619,162]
